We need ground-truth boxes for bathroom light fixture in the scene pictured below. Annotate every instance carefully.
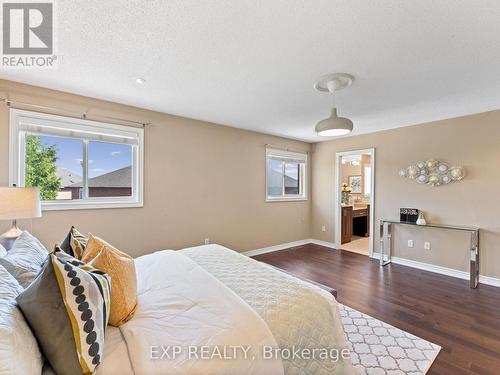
[135,77,146,84]
[314,73,354,137]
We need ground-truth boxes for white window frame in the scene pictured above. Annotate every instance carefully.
[265,147,308,202]
[9,109,144,211]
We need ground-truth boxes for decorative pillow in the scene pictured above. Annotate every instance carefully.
[59,226,88,259]
[0,242,6,257]
[82,235,138,326]
[16,251,111,375]
[0,231,48,288]
[0,264,43,375]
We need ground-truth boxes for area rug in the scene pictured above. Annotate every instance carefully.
[339,304,441,374]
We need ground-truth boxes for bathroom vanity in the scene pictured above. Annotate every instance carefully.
[341,204,370,244]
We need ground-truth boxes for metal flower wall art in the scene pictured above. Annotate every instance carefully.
[399,159,466,187]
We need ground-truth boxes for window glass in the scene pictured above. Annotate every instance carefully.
[364,165,371,196]
[267,158,283,197]
[284,162,300,195]
[25,134,83,201]
[87,142,132,198]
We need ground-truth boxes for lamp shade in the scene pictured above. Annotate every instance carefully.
[0,187,42,221]
[315,108,353,137]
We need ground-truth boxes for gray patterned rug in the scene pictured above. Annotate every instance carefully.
[339,304,441,374]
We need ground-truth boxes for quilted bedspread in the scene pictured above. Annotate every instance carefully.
[181,244,355,375]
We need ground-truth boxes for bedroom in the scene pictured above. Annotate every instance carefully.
[1,1,499,374]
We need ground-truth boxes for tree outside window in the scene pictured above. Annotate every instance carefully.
[25,134,61,200]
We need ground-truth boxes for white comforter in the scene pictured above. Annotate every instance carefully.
[96,250,283,375]
[95,245,354,375]
[182,245,355,375]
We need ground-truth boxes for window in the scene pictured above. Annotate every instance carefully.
[266,148,307,201]
[364,165,371,197]
[9,109,144,210]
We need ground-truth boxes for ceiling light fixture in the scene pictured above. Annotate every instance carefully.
[135,77,146,84]
[314,73,354,137]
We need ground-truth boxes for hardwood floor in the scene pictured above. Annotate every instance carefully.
[253,243,500,375]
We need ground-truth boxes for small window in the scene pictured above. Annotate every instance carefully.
[266,148,307,201]
[9,109,144,211]
[363,165,371,197]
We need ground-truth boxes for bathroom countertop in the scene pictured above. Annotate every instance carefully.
[341,204,368,210]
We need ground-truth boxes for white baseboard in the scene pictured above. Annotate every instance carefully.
[309,239,337,249]
[479,274,500,288]
[372,252,500,288]
[245,241,500,288]
[243,239,312,257]
[244,238,340,257]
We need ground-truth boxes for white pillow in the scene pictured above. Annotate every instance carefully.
[0,242,6,257]
[0,264,43,375]
[0,231,48,288]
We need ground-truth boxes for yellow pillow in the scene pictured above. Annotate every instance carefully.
[81,235,137,326]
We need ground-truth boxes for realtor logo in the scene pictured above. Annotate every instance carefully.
[2,1,57,67]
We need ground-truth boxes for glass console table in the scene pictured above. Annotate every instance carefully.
[379,220,480,288]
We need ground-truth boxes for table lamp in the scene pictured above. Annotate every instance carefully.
[0,187,42,249]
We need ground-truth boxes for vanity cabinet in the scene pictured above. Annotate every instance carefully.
[341,206,353,244]
[342,204,370,244]
[353,205,370,237]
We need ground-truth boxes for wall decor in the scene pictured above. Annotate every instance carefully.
[348,175,362,193]
[399,159,466,187]
[400,208,419,223]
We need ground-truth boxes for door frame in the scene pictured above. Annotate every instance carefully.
[334,148,376,257]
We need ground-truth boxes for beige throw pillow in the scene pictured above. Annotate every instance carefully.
[81,235,137,326]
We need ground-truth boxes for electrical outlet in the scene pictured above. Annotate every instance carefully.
[424,242,431,250]
[321,225,326,232]
[204,238,210,245]
[408,240,414,248]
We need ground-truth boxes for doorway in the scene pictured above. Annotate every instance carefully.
[335,148,375,256]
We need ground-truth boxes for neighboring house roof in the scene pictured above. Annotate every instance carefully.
[268,168,298,187]
[69,166,131,188]
[57,168,82,187]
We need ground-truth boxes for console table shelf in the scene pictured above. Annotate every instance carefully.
[379,219,480,288]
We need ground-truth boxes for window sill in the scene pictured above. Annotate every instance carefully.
[41,200,143,211]
[266,197,308,203]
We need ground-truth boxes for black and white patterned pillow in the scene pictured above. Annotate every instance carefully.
[59,226,88,259]
[16,250,111,375]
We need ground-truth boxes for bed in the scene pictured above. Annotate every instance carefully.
[91,244,355,375]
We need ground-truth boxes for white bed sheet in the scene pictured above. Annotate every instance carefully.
[96,250,283,375]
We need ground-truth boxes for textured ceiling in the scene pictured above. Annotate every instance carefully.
[2,0,500,142]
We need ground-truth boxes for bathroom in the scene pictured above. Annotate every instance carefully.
[339,152,373,255]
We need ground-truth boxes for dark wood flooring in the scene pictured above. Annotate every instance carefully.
[253,243,500,375]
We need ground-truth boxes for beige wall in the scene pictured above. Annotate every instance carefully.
[3,79,499,280]
[312,110,500,278]
[0,80,311,257]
